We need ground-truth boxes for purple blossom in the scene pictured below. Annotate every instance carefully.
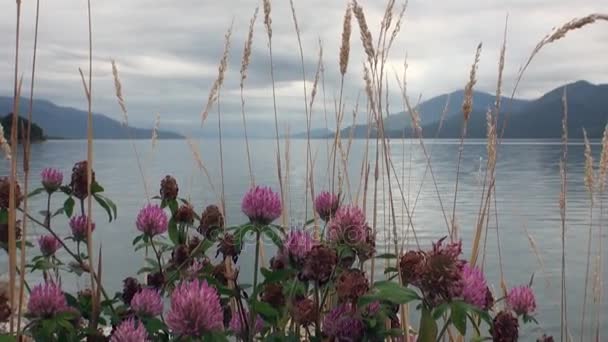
[130,288,163,317]
[507,285,536,316]
[136,204,168,236]
[111,318,150,342]
[69,215,95,242]
[38,235,61,257]
[314,191,339,221]
[327,205,367,245]
[241,186,282,225]
[166,279,224,337]
[230,310,264,339]
[27,282,68,318]
[40,168,63,193]
[283,229,314,263]
[322,304,364,341]
[457,264,488,308]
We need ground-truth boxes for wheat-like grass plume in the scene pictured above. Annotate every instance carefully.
[201,24,233,126]
[339,4,352,76]
[111,60,150,200]
[595,123,608,340]
[581,128,595,340]
[352,1,375,64]
[239,7,258,187]
[451,43,482,239]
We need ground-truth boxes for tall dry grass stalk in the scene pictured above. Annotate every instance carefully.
[262,0,286,227]
[595,124,608,340]
[8,0,24,333]
[83,0,100,328]
[201,25,233,126]
[581,128,595,340]
[288,0,313,220]
[17,0,41,334]
[559,87,569,341]
[331,3,353,195]
[111,60,150,200]
[185,137,219,202]
[395,67,451,236]
[239,7,258,187]
[450,43,482,240]
[501,14,608,140]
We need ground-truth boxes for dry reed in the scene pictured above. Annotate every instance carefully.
[581,128,595,340]
[111,60,150,200]
[560,87,569,341]
[451,43,482,240]
[201,25,233,126]
[595,124,608,339]
[239,7,258,187]
[17,0,41,334]
[8,1,23,333]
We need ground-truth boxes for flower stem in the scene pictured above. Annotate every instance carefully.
[149,237,163,277]
[314,282,321,337]
[436,317,451,342]
[250,230,261,341]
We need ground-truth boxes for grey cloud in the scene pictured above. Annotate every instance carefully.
[0,0,606,135]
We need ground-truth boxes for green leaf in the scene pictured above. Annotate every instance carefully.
[93,194,113,222]
[261,226,283,249]
[91,181,104,194]
[168,219,179,245]
[132,235,143,246]
[0,210,7,224]
[0,334,17,342]
[261,268,294,283]
[63,197,75,218]
[373,281,420,304]
[376,253,397,259]
[451,301,468,336]
[168,199,178,215]
[384,266,398,274]
[97,194,118,219]
[52,207,65,217]
[418,306,438,342]
[28,187,46,198]
[432,302,450,320]
[252,300,279,319]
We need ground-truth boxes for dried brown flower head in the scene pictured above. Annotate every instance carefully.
[0,293,11,323]
[261,283,285,308]
[300,244,337,284]
[490,310,519,342]
[160,175,179,201]
[399,250,425,286]
[70,161,95,200]
[290,297,316,326]
[199,205,225,239]
[175,204,195,225]
[0,176,21,209]
[216,233,240,262]
[0,220,21,247]
[146,272,165,290]
[336,268,369,302]
[121,277,142,305]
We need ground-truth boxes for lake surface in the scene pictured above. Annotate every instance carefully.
[1,138,606,339]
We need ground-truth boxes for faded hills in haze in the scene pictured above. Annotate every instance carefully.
[295,80,608,139]
[0,96,182,139]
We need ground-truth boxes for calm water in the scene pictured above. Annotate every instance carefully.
[1,139,606,339]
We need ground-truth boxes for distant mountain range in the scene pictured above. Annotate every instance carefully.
[0,96,182,139]
[291,80,608,139]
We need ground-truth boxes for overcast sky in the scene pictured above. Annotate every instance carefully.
[0,0,606,136]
